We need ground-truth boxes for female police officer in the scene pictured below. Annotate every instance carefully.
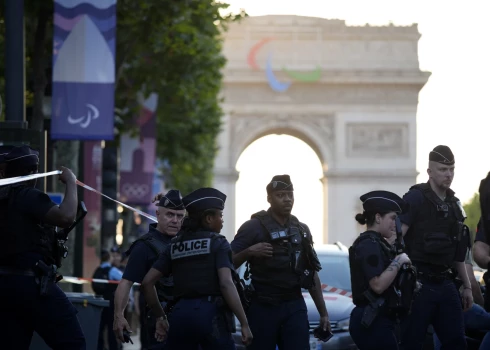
[141,187,253,349]
[348,190,412,350]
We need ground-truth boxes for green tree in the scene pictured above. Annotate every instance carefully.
[0,1,246,194]
[463,193,481,242]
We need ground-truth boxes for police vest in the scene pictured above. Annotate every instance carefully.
[248,211,306,292]
[127,232,174,301]
[0,185,55,263]
[405,183,464,267]
[349,231,396,305]
[170,231,224,299]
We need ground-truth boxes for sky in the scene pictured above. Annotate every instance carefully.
[226,0,490,241]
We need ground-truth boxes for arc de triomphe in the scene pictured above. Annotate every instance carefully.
[213,15,430,245]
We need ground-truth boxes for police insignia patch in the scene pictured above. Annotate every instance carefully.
[171,238,212,260]
[272,181,277,188]
[164,199,169,206]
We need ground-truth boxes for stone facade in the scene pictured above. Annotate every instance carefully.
[213,15,430,245]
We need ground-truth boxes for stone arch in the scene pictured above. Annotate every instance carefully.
[229,112,335,174]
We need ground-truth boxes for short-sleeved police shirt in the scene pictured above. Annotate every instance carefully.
[353,232,388,283]
[122,224,173,283]
[152,235,233,276]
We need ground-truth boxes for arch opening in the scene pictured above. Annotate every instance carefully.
[235,134,325,244]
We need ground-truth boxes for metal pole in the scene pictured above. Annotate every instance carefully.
[4,0,26,123]
[73,142,84,293]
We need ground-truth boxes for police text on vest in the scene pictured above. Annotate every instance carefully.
[171,238,212,260]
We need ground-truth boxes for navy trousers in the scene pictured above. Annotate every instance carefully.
[164,297,235,350]
[245,297,309,350]
[349,306,399,350]
[0,274,86,350]
[401,279,466,350]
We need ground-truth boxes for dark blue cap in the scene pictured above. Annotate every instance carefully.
[429,145,454,165]
[156,189,184,210]
[183,187,226,214]
[360,190,408,214]
[4,145,39,168]
[266,174,294,195]
[0,145,15,164]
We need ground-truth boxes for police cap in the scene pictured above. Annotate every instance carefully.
[4,145,39,168]
[0,145,15,164]
[360,190,408,214]
[266,174,294,195]
[183,187,226,214]
[429,145,455,165]
[156,189,184,210]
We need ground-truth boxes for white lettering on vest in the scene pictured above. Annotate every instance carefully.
[170,238,211,260]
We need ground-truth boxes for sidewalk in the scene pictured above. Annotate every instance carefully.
[123,335,141,350]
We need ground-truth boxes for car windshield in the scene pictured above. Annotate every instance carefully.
[316,254,352,292]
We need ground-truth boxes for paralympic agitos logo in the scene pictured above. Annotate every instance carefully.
[247,38,322,92]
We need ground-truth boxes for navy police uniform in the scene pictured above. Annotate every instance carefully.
[348,191,411,350]
[231,175,320,350]
[123,190,184,349]
[0,146,85,349]
[474,218,490,311]
[151,188,236,349]
[0,144,15,178]
[400,145,468,349]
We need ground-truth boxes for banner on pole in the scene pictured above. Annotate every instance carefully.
[51,0,116,140]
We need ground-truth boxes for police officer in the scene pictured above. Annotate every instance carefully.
[141,187,253,349]
[399,145,472,349]
[0,144,14,178]
[0,145,85,349]
[349,191,412,349]
[231,175,330,350]
[113,189,185,349]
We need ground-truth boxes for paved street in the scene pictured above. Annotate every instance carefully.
[123,334,141,350]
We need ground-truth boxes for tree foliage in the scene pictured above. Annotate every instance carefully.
[0,1,246,194]
[463,192,481,242]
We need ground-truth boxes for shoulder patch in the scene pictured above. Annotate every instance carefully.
[171,238,212,260]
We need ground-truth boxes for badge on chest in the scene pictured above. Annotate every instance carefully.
[171,238,212,260]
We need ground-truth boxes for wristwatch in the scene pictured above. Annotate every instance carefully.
[157,315,167,321]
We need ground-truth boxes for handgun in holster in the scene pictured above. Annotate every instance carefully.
[215,296,236,333]
[361,290,385,328]
[36,260,60,296]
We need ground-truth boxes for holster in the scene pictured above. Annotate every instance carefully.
[35,260,60,296]
[361,290,385,328]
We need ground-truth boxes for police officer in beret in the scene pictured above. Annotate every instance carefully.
[349,191,412,349]
[0,145,85,349]
[231,175,330,350]
[399,145,472,349]
[141,187,253,349]
[0,144,14,178]
[113,190,185,349]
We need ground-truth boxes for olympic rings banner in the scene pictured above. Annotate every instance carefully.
[247,38,322,93]
[119,93,158,205]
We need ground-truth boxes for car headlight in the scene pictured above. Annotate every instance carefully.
[336,318,350,331]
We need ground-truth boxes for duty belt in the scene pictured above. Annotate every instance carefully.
[0,267,36,277]
[418,269,454,283]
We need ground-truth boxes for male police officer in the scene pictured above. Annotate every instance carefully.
[0,145,85,349]
[399,145,472,349]
[113,190,185,348]
[231,175,330,350]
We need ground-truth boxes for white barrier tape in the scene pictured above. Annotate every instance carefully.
[0,170,157,222]
[75,179,157,222]
[0,170,62,186]
[321,283,352,298]
[60,275,141,286]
